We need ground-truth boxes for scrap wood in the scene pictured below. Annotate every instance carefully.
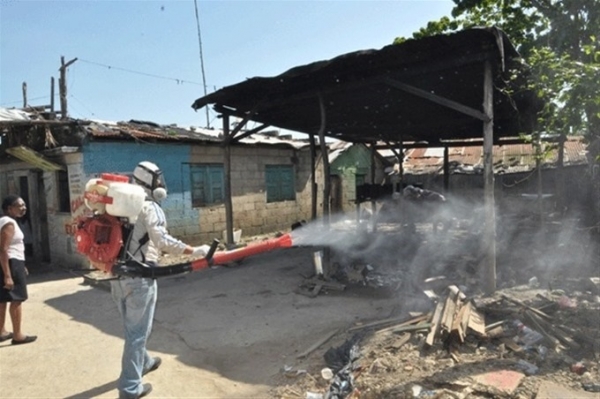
[440,287,460,334]
[282,386,303,397]
[296,328,341,359]
[451,302,470,342]
[390,322,432,335]
[295,282,323,298]
[389,332,412,349]
[376,315,432,335]
[467,307,486,336]
[500,294,552,320]
[523,311,561,349]
[426,301,445,346]
[525,310,581,350]
[348,313,430,332]
[301,277,346,291]
[485,320,505,331]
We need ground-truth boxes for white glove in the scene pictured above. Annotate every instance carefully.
[192,245,211,258]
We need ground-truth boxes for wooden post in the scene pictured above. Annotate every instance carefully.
[535,134,544,226]
[317,94,330,226]
[50,77,55,113]
[482,60,496,295]
[398,138,404,190]
[58,56,78,120]
[443,145,450,192]
[222,114,234,246]
[309,133,318,220]
[556,133,565,214]
[370,142,377,233]
[22,82,27,108]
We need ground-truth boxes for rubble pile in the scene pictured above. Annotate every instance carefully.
[274,277,600,399]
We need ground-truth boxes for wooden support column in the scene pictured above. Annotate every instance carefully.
[317,94,330,227]
[556,133,565,213]
[222,114,234,246]
[317,94,332,277]
[482,60,497,295]
[398,138,404,191]
[536,134,544,226]
[443,145,450,192]
[309,133,318,220]
[58,56,77,120]
[370,142,377,233]
[50,77,55,113]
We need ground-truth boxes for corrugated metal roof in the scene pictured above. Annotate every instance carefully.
[389,137,588,175]
[85,120,310,149]
[192,27,540,144]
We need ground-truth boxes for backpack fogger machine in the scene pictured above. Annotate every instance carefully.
[73,173,293,278]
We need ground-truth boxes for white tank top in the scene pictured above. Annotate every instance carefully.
[0,216,25,261]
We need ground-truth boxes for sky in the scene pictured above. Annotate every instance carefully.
[0,0,455,132]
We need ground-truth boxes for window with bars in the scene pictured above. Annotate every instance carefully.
[265,165,295,203]
[190,164,224,206]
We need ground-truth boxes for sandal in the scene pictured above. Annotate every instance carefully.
[11,335,37,345]
[0,332,13,342]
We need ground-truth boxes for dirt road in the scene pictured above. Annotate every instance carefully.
[0,246,397,398]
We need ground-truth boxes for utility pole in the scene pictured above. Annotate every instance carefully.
[59,56,78,120]
[22,82,27,108]
[50,77,55,113]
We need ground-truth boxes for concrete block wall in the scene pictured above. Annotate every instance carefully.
[189,145,322,242]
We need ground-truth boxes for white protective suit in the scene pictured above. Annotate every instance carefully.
[127,199,188,264]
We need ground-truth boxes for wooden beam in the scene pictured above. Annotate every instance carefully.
[382,77,490,122]
[318,93,330,224]
[443,145,449,192]
[482,59,497,294]
[231,123,268,142]
[309,133,318,220]
[222,114,234,246]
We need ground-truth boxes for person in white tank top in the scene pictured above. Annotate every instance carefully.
[0,195,37,345]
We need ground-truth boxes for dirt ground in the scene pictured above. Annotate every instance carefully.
[1,210,599,399]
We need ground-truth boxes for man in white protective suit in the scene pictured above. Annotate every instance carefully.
[111,161,210,399]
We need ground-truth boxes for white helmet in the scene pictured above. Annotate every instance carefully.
[133,161,168,202]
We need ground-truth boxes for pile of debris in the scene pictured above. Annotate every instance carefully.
[275,277,600,399]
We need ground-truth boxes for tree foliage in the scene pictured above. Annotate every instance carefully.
[395,0,600,142]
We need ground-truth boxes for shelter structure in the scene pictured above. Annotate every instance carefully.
[192,27,540,293]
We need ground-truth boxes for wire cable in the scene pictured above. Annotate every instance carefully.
[78,58,204,86]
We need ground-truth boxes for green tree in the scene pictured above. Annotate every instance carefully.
[395,0,600,141]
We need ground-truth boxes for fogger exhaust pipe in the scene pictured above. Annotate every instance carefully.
[112,233,294,278]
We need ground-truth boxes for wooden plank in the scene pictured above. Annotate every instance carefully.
[426,301,445,346]
[296,328,340,359]
[467,308,486,336]
[348,313,429,332]
[389,332,411,349]
[451,303,469,342]
[500,294,552,320]
[440,288,459,334]
[390,322,432,335]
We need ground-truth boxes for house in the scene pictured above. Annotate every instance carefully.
[0,110,340,270]
[328,141,388,214]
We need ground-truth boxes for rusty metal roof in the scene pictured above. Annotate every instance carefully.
[398,137,588,175]
[85,120,310,149]
[192,27,539,145]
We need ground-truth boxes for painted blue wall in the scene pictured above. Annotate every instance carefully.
[82,141,190,193]
[81,141,202,240]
